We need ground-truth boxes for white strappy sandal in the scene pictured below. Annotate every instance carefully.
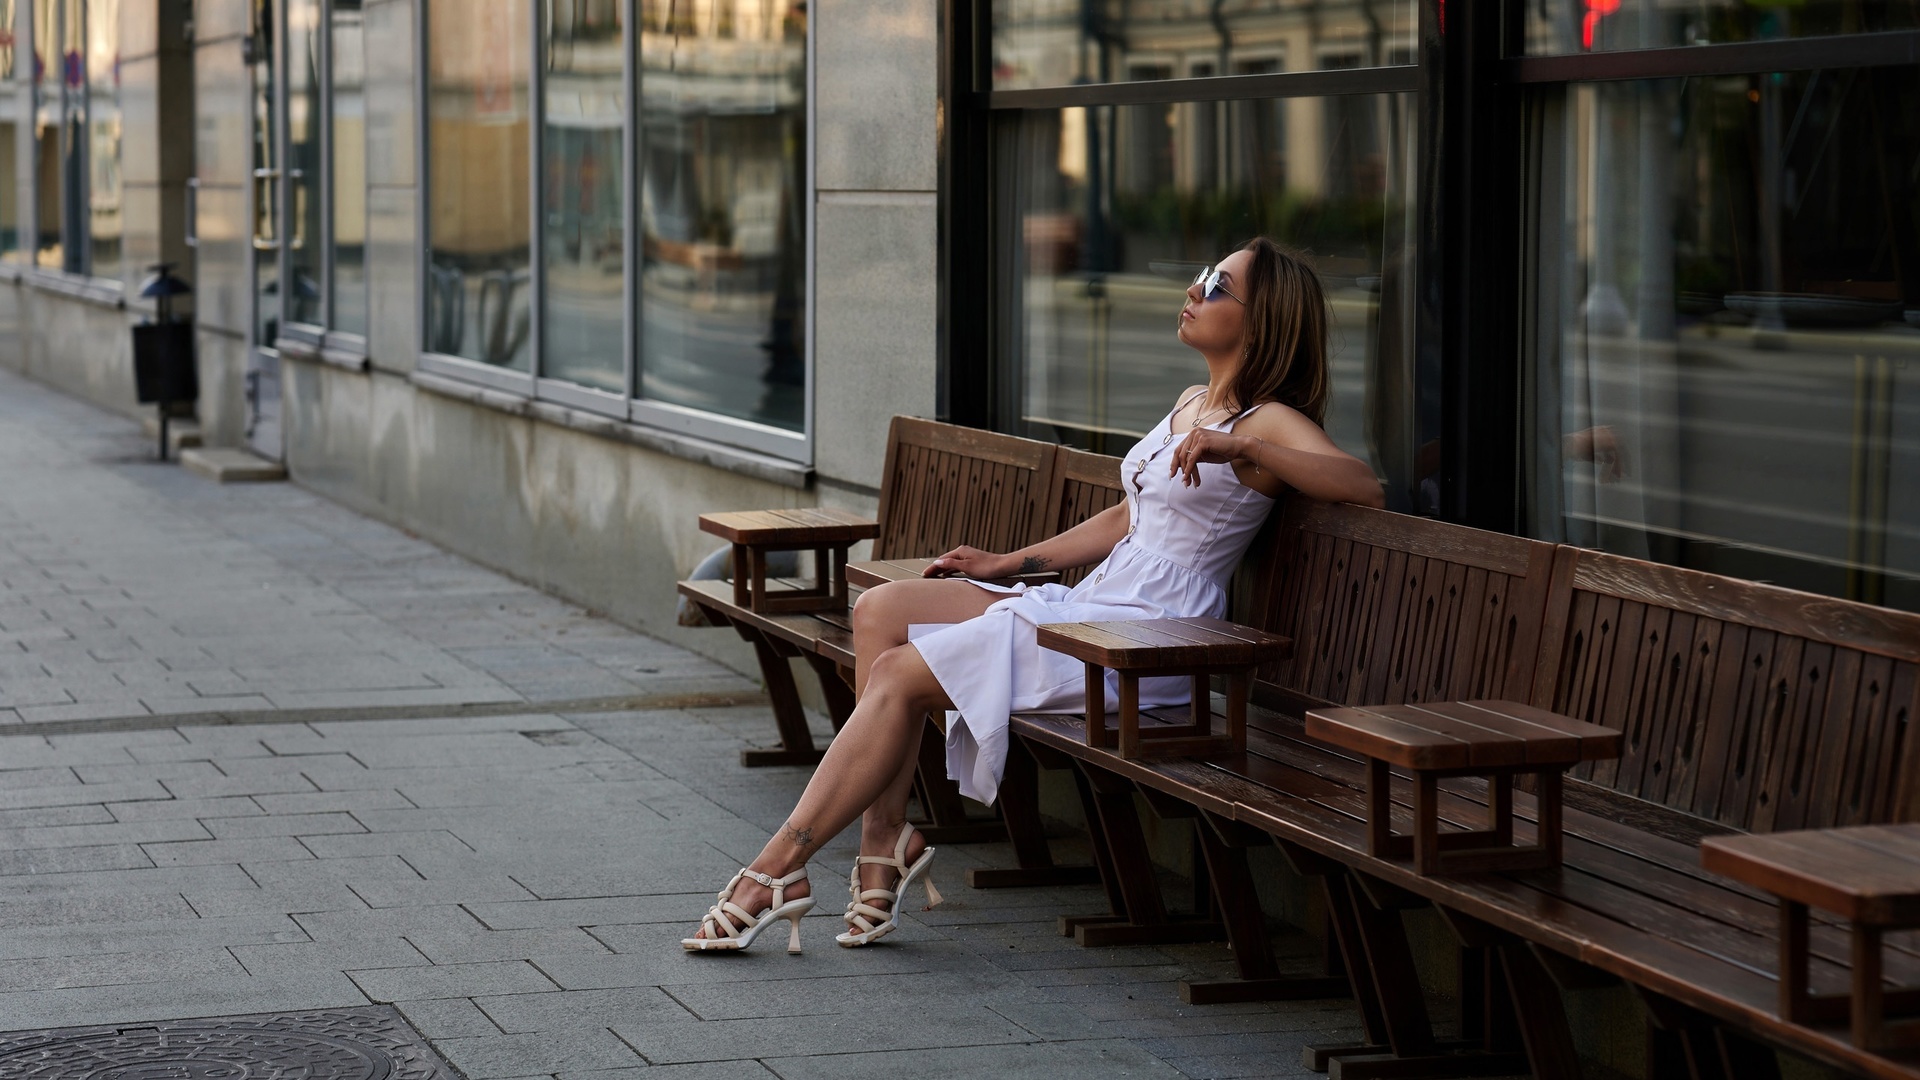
[836,829,942,947]
[681,866,815,953]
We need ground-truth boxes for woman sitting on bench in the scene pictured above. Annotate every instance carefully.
[684,237,1385,953]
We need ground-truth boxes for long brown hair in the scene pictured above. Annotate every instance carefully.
[1229,237,1331,427]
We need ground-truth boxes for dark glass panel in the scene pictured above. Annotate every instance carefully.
[1524,71,1920,611]
[992,0,1417,92]
[1525,0,1920,54]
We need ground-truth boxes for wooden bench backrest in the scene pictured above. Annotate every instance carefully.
[872,418,1057,561]
[1242,500,1561,713]
[1534,548,1920,832]
[1042,447,1125,587]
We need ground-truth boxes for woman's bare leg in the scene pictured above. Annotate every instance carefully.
[851,578,1002,695]
[694,643,951,929]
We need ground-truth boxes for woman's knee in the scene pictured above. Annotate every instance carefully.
[851,581,901,635]
[866,644,944,711]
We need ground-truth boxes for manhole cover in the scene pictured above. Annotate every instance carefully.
[0,1006,462,1079]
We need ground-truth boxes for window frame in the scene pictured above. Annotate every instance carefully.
[20,0,119,290]
[413,0,817,465]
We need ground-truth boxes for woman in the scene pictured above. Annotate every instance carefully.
[684,237,1384,953]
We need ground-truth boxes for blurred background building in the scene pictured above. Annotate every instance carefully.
[0,0,1914,680]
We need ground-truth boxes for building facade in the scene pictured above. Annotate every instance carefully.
[0,0,1915,688]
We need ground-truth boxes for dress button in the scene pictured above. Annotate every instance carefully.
[1095,573,1105,583]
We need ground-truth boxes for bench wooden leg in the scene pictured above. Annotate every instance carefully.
[1639,990,1784,1080]
[801,654,854,732]
[966,737,1101,889]
[1059,764,1223,948]
[909,714,1004,845]
[1301,872,1527,1079]
[1180,815,1349,1005]
[733,626,828,768]
[1497,943,1580,1080]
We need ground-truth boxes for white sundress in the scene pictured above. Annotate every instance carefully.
[910,392,1278,805]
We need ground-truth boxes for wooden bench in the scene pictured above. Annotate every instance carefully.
[679,417,1058,769]
[677,420,1121,850]
[1008,502,1920,1080]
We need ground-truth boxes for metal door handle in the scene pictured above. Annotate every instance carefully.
[252,167,280,251]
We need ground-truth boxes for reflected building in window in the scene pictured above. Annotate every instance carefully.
[635,0,807,433]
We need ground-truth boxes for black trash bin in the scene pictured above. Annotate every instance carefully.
[132,264,197,460]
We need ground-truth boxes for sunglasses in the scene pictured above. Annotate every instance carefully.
[1191,265,1244,304]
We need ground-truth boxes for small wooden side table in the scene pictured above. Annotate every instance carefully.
[1305,701,1622,876]
[1702,825,1920,1050]
[1036,617,1292,759]
[698,508,878,615]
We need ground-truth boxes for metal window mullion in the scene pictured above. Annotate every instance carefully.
[985,64,1420,110]
[622,0,636,401]
[800,0,814,460]
[318,0,335,329]
[528,0,544,380]
[275,0,292,342]
[414,0,430,359]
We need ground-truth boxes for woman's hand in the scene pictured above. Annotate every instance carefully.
[923,546,1021,579]
[1168,429,1252,487]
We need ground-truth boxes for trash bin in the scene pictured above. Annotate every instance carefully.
[132,263,197,461]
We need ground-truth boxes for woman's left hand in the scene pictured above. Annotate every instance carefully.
[1169,429,1251,487]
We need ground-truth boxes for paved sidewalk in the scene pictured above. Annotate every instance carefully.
[0,369,1365,1078]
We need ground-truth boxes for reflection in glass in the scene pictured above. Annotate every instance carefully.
[1527,1,1920,54]
[252,0,278,346]
[637,0,806,431]
[994,95,1418,506]
[0,0,19,259]
[425,0,532,370]
[331,0,366,336]
[32,0,65,269]
[284,0,321,328]
[541,0,624,393]
[85,0,116,282]
[1525,72,1920,612]
[991,0,1416,92]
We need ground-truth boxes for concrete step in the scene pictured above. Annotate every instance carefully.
[179,447,288,483]
[140,415,203,455]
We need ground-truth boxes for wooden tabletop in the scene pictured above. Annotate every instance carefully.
[1702,825,1920,924]
[1036,617,1293,670]
[846,558,1062,591]
[1305,701,1622,771]
[698,508,878,545]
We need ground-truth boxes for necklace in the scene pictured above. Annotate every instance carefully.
[1186,393,1233,430]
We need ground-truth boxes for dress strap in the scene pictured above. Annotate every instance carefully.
[1224,400,1275,429]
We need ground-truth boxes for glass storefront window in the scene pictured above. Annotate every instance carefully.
[993,93,1419,505]
[540,0,624,394]
[0,0,20,260]
[424,0,532,370]
[284,0,321,329]
[1525,1,1920,54]
[636,0,806,432]
[1524,70,1920,611]
[83,0,115,282]
[330,0,366,337]
[31,0,60,269]
[991,0,1417,92]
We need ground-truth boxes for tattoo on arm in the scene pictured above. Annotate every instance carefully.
[781,823,816,853]
[1018,556,1051,575]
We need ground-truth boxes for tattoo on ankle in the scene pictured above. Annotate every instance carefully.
[1018,555,1051,575]
[782,823,816,852]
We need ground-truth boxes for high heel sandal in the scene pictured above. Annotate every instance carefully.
[681,867,814,953]
[836,828,941,947]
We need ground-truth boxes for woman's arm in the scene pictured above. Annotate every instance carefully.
[1171,404,1384,508]
[923,500,1130,579]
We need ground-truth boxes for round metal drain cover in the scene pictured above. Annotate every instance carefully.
[0,1008,455,1080]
